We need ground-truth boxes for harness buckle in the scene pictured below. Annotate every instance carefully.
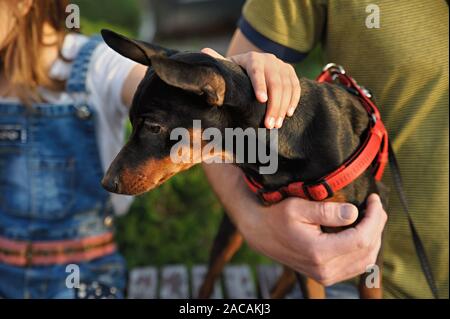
[370,113,377,124]
[322,63,346,75]
[302,180,334,201]
[360,86,373,99]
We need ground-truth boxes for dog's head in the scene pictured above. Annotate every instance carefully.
[100,30,262,195]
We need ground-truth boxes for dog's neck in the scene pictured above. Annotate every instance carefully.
[228,78,369,192]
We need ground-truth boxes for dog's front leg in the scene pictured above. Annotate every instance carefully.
[198,213,243,298]
[270,266,297,299]
[297,274,326,299]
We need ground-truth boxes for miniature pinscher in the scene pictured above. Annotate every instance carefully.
[100,29,387,299]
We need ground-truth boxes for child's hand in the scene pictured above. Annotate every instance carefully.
[201,48,301,129]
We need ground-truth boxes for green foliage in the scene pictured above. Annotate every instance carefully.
[294,45,325,80]
[72,0,140,36]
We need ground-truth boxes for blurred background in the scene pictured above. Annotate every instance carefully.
[73,0,323,274]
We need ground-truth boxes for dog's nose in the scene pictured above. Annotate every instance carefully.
[101,175,120,193]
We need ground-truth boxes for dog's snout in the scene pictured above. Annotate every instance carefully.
[102,175,120,193]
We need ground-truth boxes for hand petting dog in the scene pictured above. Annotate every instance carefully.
[201,48,300,129]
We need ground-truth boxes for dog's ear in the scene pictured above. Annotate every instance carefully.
[151,55,226,107]
[101,29,177,66]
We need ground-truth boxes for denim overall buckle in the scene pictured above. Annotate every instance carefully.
[75,105,92,119]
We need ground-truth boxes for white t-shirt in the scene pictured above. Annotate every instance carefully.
[1,33,137,215]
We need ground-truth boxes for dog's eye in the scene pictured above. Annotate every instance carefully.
[145,122,162,134]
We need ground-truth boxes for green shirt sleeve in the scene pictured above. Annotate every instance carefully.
[241,0,327,56]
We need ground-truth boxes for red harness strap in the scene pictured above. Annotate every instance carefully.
[245,63,389,204]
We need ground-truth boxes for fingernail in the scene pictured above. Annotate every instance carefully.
[369,193,380,202]
[267,117,275,129]
[340,205,356,220]
[276,117,283,128]
[287,107,295,116]
[258,92,268,102]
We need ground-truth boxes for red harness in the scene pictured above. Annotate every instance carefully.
[245,63,389,204]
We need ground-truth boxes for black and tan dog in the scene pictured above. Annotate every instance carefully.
[101,29,386,299]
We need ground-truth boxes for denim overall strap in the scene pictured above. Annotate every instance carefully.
[0,35,113,241]
[66,35,102,94]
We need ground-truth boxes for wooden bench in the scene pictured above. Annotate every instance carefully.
[127,263,293,299]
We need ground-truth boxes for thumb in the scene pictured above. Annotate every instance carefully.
[298,200,358,227]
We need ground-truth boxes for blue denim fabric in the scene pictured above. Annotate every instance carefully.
[0,36,126,299]
[0,252,126,299]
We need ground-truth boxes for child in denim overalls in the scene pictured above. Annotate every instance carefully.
[0,1,146,298]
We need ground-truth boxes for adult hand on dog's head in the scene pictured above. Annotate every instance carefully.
[201,48,301,130]
[240,193,387,286]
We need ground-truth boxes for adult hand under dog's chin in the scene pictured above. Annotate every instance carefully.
[203,163,387,287]
[244,195,386,286]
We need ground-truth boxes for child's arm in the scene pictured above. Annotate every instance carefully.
[121,64,148,107]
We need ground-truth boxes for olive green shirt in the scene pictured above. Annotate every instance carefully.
[239,0,449,298]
